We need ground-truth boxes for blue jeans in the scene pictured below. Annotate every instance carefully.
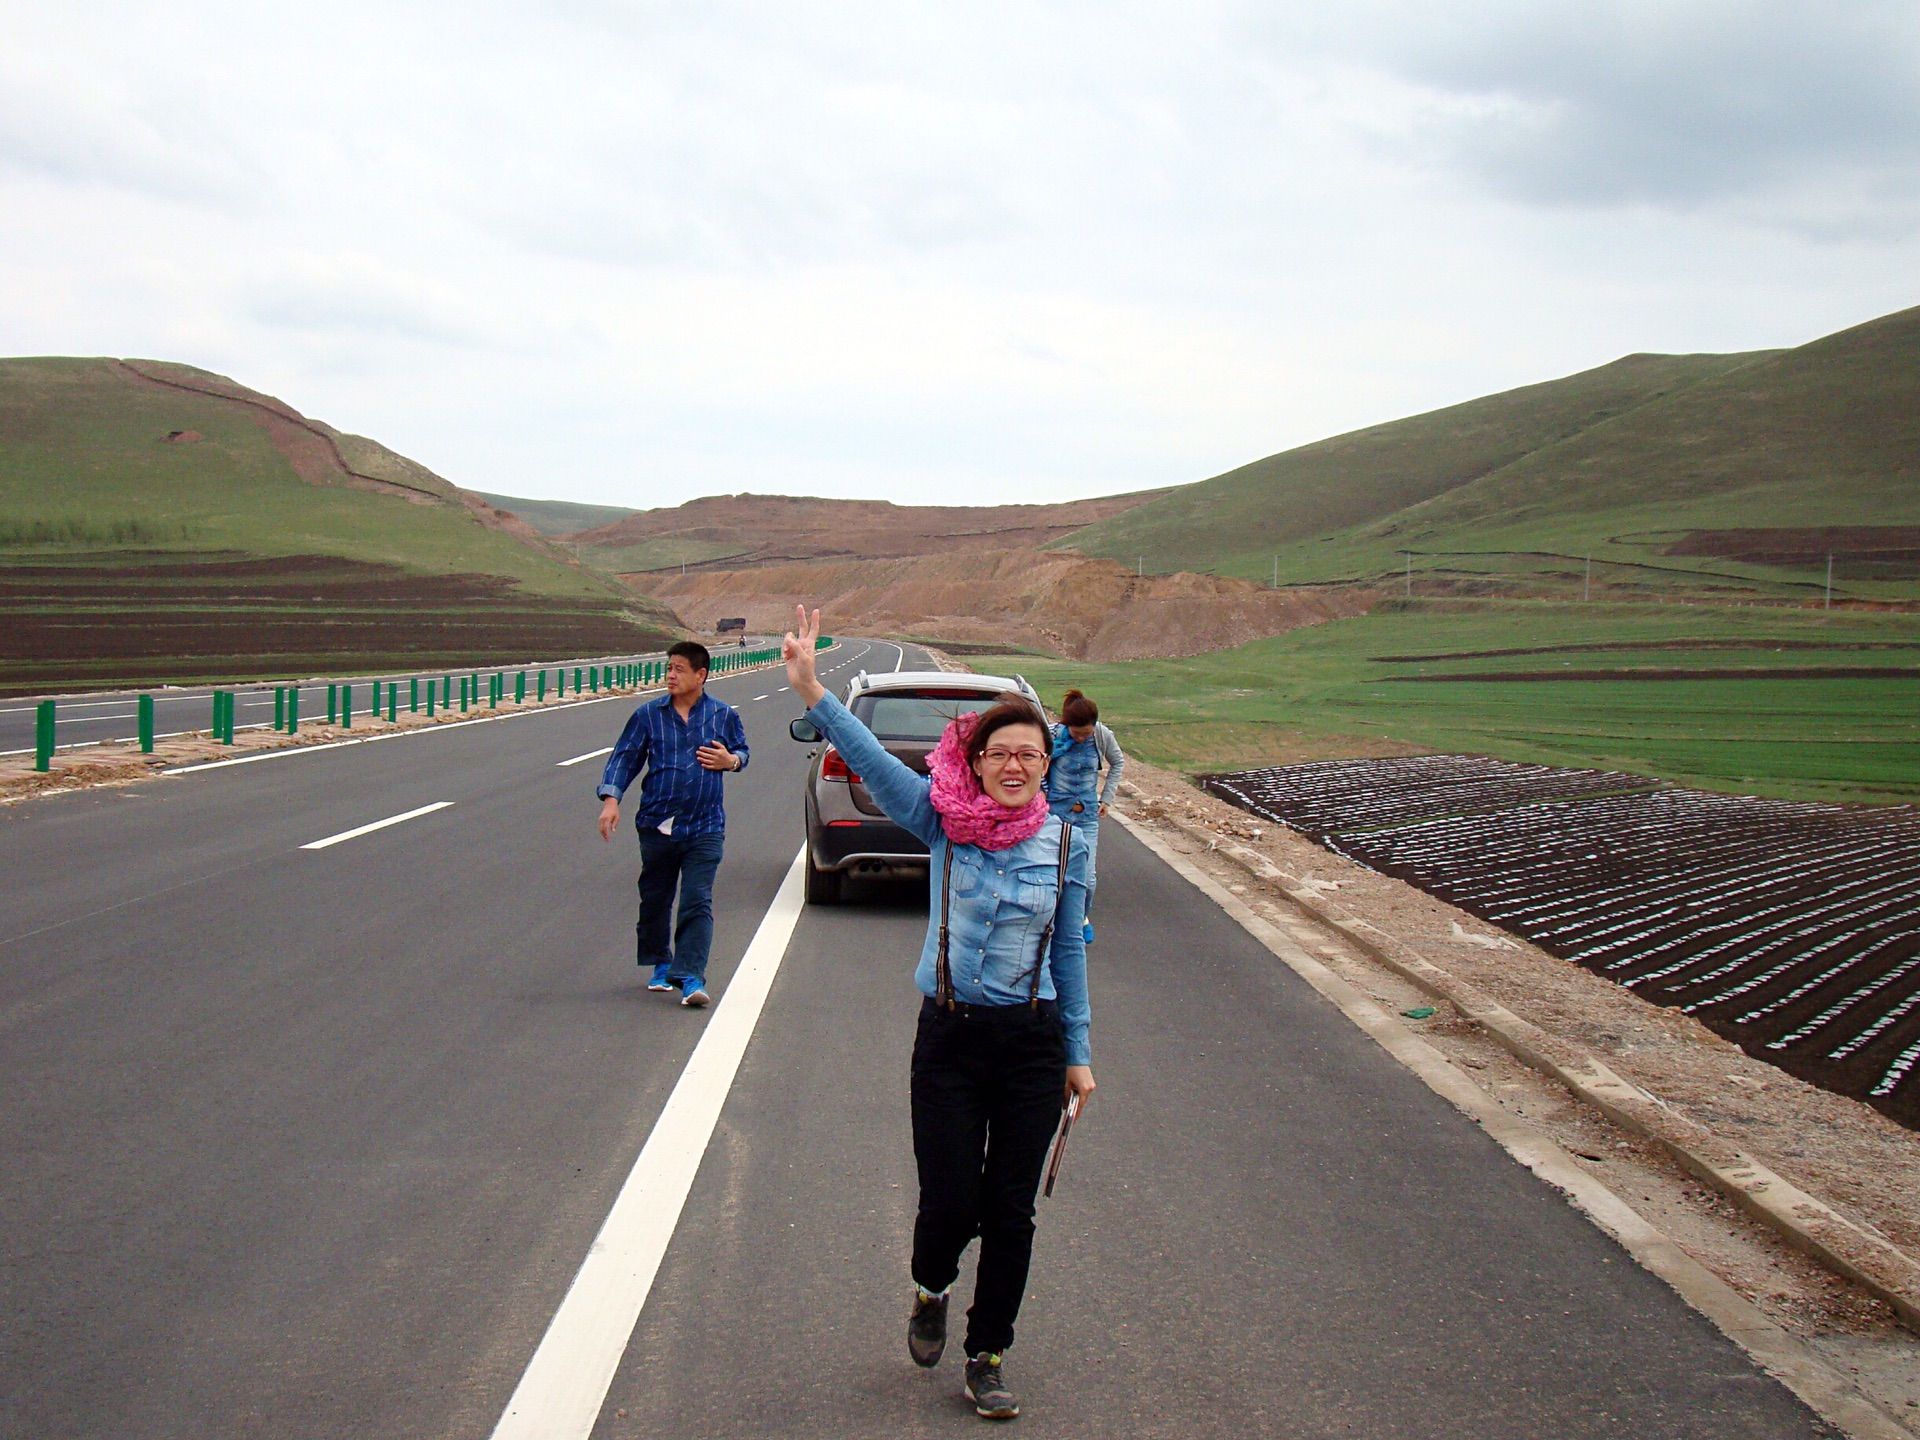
[635,828,725,986]
[1062,813,1100,906]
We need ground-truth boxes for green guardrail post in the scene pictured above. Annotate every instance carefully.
[341,684,352,729]
[388,683,397,722]
[326,684,338,724]
[459,678,469,713]
[516,671,526,703]
[34,699,55,771]
[442,675,451,708]
[574,666,582,693]
[427,682,437,716]
[371,679,382,715]
[274,687,286,730]
[538,670,548,701]
[138,694,155,753]
[410,676,420,713]
[287,687,299,733]
[589,667,598,694]
[217,690,234,744]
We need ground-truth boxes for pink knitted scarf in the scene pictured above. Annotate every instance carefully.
[927,711,1050,850]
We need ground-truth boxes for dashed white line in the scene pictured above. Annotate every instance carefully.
[558,746,614,767]
[487,848,808,1440]
[750,694,769,702]
[162,696,622,775]
[300,801,453,850]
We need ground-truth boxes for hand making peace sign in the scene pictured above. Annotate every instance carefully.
[783,605,826,707]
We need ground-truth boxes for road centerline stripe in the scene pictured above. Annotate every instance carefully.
[300,801,454,850]
[557,746,614,767]
[488,846,808,1440]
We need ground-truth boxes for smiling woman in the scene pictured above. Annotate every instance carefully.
[781,605,1094,1421]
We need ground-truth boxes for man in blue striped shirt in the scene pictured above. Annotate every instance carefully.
[596,641,750,1008]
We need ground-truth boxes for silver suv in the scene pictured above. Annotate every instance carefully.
[789,668,1043,903]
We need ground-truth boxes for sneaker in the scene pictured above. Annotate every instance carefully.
[680,981,711,1008]
[907,1288,948,1367]
[964,1353,1018,1420]
[1082,919,1095,945]
[647,964,674,992]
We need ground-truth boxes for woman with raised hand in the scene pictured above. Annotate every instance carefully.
[783,606,1094,1423]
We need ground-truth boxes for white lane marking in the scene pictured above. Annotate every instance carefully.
[778,686,790,693]
[488,847,808,1440]
[300,801,453,850]
[750,694,769,702]
[558,746,614,767]
[161,696,623,775]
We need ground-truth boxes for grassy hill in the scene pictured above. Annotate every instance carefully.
[471,491,638,538]
[1059,305,1920,603]
[0,357,681,692]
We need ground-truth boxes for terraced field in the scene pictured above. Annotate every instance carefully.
[1203,754,1920,1128]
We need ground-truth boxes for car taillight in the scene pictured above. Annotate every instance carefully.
[821,747,861,783]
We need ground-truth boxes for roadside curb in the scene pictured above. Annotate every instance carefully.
[1124,805,1920,1335]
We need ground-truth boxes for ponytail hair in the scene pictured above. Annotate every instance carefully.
[1061,689,1099,726]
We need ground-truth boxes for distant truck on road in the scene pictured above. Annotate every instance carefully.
[715,616,748,646]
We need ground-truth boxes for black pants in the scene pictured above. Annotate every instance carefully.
[910,996,1066,1357]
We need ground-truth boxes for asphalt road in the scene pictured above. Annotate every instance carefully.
[0,640,1836,1438]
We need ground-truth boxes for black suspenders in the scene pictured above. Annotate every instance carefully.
[935,822,1074,1012]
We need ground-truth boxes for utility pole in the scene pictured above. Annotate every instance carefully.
[1404,551,1412,599]
[1272,555,1278,589]
[1137,555,1143,576]
[1584,554,1591,602]
[1826,553,1833,609]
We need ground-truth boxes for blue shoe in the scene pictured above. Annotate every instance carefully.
[647,963,673,992]
[1082,919,1095,945]
[680,979,711,1008]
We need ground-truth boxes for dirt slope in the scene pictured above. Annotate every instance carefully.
[624,549,1370,660]
[571,490,1169,564]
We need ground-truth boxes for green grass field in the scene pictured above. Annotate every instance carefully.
[993,602,1920,805]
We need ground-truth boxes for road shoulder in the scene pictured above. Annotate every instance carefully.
[1114,759,1920,1438]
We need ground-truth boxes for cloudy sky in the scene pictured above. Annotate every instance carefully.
[5,1,1917,511]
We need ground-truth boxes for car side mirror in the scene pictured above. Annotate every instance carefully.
[790,717,821,743]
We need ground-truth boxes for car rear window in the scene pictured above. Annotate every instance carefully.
[853,691,1001,741]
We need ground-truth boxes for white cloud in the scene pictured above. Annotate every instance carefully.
[3,0,1916,509]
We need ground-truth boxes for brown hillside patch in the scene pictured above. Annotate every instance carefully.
[624,548,1371,660]
[1391,666,1920,682]
[1669,527,1920,576]
[571,490,1168,564]
[0,554,674,695]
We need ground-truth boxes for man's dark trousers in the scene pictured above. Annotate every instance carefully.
[635,828,725,987]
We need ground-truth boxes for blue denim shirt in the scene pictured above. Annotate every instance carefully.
[1044,721,1124,825]
[597,692,750,838]
[806,692,1092,1065]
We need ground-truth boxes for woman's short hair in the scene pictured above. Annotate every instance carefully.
[1061,689,1098,727]
[965,694,1053,770]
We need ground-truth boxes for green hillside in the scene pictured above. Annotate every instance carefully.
[472,490,639,537]
[0,357,681,691]
[1060,304,1920,602]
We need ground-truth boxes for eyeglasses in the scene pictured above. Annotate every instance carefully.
[980,747,1047,766]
